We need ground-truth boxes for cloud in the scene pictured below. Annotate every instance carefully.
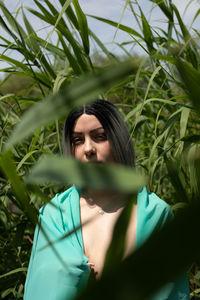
[80,0,124,19]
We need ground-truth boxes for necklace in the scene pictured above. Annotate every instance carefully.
[86,197,105,215]
[82,194,125,216]
[98,209,104,215]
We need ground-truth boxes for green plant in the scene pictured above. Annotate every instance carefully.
[0,0,200,299]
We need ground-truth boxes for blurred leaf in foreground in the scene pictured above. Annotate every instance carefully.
[25,155,145,193]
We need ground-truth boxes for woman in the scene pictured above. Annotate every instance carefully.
[24,99,190,300]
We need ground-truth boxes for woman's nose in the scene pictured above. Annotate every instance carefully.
[84,138,96,156]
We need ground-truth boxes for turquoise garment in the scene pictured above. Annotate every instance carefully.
[24,186,190,300]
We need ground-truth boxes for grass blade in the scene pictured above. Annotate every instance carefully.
[176,59,200,112]
[0,268,27,279]
[26,34,65,59]
[0,151,37,223]
[28,4,90,73]
[57,31,82,75]
[0,2,27,43]
[0,54,30,72]
[22,9,56,79]
[138,7,154,52]
[149,0,173,22]
[88,15,142,39]
[73,0,89,55]
[61,1,79,29]
[172,3,198,68]
[89,30,118,62]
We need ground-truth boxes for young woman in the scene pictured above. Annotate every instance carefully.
[24,99,190,300]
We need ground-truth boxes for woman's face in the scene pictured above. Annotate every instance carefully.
[72,114,115,163]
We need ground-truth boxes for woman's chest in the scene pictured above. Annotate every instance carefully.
[80,205,137,278]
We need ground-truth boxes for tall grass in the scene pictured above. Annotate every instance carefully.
[0,0,200,299]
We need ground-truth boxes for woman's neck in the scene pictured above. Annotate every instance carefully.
[80,189,127,213]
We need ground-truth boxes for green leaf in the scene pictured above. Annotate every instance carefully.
[88,15,142,39]
[149,0,173,22]
[125,98,186,123]
[181,135,200,143]
[0,69,52,88]
[29,71,52,88]
[172,4,190,41]
[152,54,176,64]
[0,54,30,72]
[27,4,90,73]
[171,202,188,211]
[0,5,44,70]
[165,158,189,204]
[33,0,57,23]
[25,155,145,193]
[139,8,154,52]
[1,288,13,298]
[144,66,161,101]
[0,151,37,223]
[89,30,118,62]
[22,9,56,79]
[25,7,47,23]
[5,59,138,149]
[112,0,129,41]
[0,2,27,42]
[57,31,82,75]
[16,150,38,171]
[46,0,72,31]
[176,59,200,112]
[180,107,190,139]
[0,94,15,102]
[172,4,198,68]
[27,34,65,59]
[62,2,79,29]
[73,0,90,55]
[22,9,40,53]
[192,8,200,25]
[160,109,181,136]
[0,15,20,45]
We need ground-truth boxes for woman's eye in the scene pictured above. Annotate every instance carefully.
[94,134,107,141]
[72,137,83,145]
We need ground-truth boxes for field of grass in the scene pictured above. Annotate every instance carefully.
[0,0,200,298]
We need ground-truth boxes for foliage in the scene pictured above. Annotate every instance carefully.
[0,0,200,299]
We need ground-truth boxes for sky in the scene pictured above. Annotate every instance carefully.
[0,0,199,69]
[80,0,200,55]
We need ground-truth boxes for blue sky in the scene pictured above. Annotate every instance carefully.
[1,0,199,69]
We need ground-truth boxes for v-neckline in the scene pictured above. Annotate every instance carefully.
[76,187,139,262]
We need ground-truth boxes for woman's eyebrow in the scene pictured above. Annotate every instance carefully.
[72,127,104,134]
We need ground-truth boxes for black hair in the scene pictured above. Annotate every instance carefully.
[63,99,135,167]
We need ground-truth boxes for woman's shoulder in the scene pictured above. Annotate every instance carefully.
[136,187,173,248]
[36,185,80,233]
[39,185,78,217]
[138,186,172,216]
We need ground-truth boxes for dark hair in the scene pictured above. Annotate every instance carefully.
[63,99,135,167]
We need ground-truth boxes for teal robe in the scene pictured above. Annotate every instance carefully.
[24,186,190,300]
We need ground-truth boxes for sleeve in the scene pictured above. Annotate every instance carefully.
[23,194,86,300]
